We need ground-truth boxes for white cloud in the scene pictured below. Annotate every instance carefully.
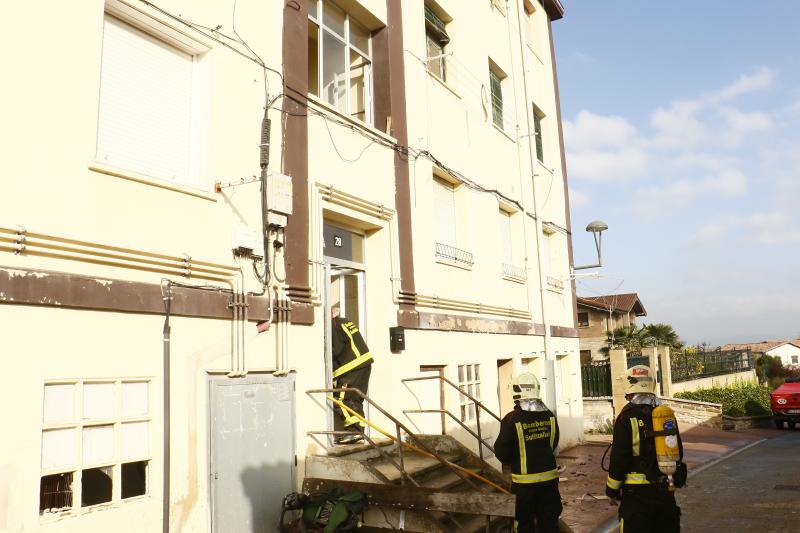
[638,170,748,207]
[564,110,638,150]
[567,147,648,181]
[569,188,590,208]
[709,67,776,104]
[688,211,800,246]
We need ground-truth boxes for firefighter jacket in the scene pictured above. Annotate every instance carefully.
[494,406,560,485]
[331,317,373,379]
[606,401,684,496]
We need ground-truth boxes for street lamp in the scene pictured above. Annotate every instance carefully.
[573,220,608,271]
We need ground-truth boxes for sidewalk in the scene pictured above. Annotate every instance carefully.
[555,425,782,533]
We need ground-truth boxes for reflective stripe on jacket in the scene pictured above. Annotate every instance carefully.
[332,317,373,379]
[494,406,560,485]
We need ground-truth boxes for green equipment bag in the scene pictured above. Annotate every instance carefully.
[299,488,368,532]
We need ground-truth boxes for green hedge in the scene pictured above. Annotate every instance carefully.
[675,381,771,417]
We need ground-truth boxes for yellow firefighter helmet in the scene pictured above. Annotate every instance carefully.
[625,365,656,395]
[511,372,541,401]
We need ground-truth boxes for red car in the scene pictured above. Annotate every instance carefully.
[771,378,800,429]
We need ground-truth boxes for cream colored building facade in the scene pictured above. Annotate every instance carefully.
[0,0,579,531]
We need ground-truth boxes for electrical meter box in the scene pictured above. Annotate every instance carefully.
[390,326,405,353]
[267,172,293,211]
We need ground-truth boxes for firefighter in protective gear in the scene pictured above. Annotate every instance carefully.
[494,372,562,533]
[606,365,686,532]
[331,306,373,445]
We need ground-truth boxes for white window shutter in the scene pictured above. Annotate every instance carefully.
[434,180,456,246]
[97,16,194,186]
[500,211,513,264]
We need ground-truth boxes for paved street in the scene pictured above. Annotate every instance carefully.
[677,429,800,532]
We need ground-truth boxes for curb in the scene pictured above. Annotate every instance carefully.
[589,438,769,533]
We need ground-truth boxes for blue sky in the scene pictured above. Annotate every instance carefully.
[554,2,800,346]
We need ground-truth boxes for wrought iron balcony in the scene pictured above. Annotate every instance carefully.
[502,263,526,281]
[435,242,474,266]
[546,275,564,293]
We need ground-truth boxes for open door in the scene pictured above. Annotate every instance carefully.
[497,359,515,417]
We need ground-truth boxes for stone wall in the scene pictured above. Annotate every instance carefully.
[721,415,774,431]
[583,397,614,432]
[661,397,723,429]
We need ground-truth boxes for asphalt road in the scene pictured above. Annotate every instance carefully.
[677,428,800,532]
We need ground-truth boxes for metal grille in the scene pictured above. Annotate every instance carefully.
[546,275,564,291]
[40,472,73,514]
[582,361,612,397]
[671,349,753,383]
[502,263,526,280]
[435,242,474,266]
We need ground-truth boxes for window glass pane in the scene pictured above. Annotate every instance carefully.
[475,364,480,380]
[467,365,473,381]
[349,18,370,54]
[468,403,475,420]
[534,113,544,163]
[460,404,466,422]
[82,466,112,507]
[121,422,149,460]
[307,0,318,18]
[83,382,114,420]
[490,70,503,128]
[43,384,75,424]
[322,1,345,37]
[322,30,346,112]
[42,429,76,470]
[468,384,474,397]
[83,425,114,465]
[121,382,148,418]
[122,461,147,499]
[40,472,73,514]
[476,384,481,399]
[458,365,464,382]
[349,51,369,122]
[426,32,446,80]
[308,21,320,95]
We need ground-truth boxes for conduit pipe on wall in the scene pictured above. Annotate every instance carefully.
[511,0,553,360]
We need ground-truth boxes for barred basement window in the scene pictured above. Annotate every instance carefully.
[39,473,73,515]
[39,380,151,515]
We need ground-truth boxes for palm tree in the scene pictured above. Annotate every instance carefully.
[600,325,643,356]
[639,323,683,349]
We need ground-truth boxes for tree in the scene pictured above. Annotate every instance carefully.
[639,323,683,350]
[601,325,643,355]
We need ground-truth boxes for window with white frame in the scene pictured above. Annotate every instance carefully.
[792,355,798,365]
[39,380,151,515]
[499,208,523,280]
[533,105,545,163]
[523,0,537,51]
[424,4,450,81]
[308,0,373,124]
[457,364,481,422]
[489,61,506,130]
[96,15,196,186]
[434,177,457,248]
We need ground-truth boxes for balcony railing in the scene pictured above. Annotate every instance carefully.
[435,242,474,266]
[546,275,564,293]
[502,263,526,281]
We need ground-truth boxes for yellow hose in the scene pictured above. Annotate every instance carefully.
[326,396,510,494]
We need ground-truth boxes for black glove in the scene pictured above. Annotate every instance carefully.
[673,462,688,488]
[605,485,621,501]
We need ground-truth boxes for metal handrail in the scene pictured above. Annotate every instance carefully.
[402,375,502,462]
[403,409,495,456]
[306,386,497,532]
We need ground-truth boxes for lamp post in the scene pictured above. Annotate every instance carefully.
[573,220,609,271]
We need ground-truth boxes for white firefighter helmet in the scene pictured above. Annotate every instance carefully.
[625,365,656,395]
[511,372,541,401]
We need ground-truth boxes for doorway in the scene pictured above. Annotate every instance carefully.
[323,222,369,438]
[208,374,295,533]
[497,359,515,416]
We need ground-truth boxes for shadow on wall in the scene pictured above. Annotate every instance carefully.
[239,461,294,533]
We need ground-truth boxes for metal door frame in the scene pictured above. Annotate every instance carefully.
[324,259,369,442]
[206,372,296,533]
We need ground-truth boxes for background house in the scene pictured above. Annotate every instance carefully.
[720,340,800,367]
[576,293,647,362]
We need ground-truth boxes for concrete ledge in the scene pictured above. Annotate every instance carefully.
[721,414,773,431]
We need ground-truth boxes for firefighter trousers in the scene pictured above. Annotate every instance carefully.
[333,365,371,431]
[619,486,680,533]
[512,480,562,533]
